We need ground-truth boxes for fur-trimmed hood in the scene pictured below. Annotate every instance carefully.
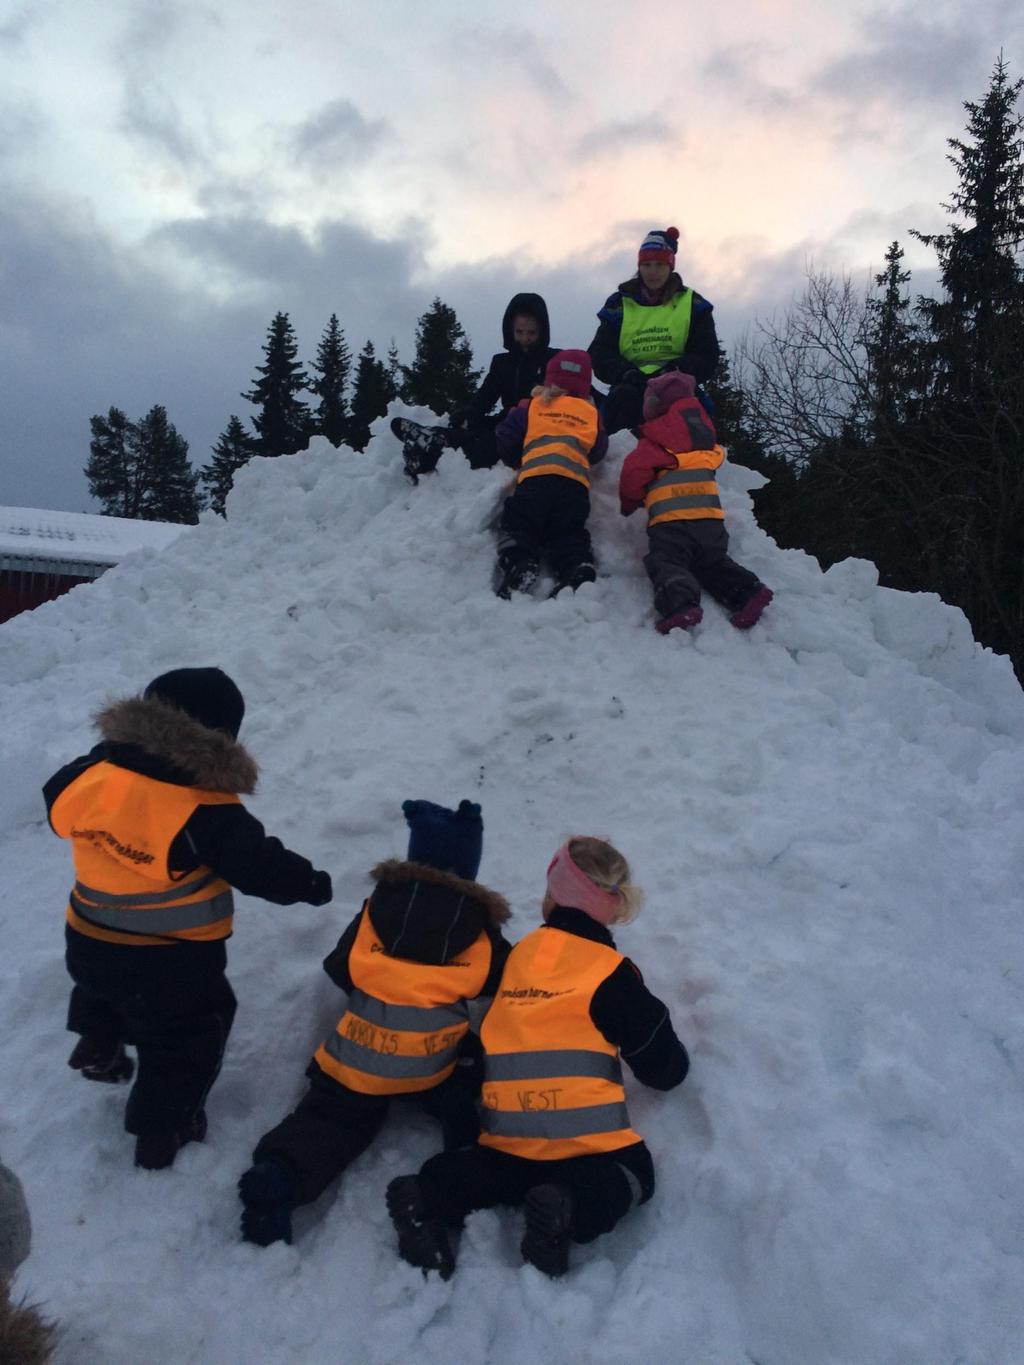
[95,695,259,795]
[367,858,510,965]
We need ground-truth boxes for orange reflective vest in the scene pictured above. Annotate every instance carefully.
[518,395,599,489]
[49,762,239,946]
[645,444,726,525]
[479,926,641,1160]
[314,906,492,1096]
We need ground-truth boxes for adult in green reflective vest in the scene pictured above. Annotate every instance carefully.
[588,227,719,434]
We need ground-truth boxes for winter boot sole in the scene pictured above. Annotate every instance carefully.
[386,1175,455,1280]
[521,1182,573,1277]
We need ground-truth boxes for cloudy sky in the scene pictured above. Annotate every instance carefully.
[2,0,1021,511]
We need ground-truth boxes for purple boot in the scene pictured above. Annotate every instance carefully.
[656,605,703,635]
[730,585,773,630]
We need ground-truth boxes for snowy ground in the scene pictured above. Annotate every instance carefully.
[2,408,1022,1365]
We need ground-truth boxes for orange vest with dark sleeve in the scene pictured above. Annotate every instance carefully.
[49,762,239,946]
[517,395,599,488]
[314,906,492,1096]
[644,444,726,525]
[478,925,642,1160]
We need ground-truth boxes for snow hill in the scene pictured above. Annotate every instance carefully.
[2,409,1022,1365]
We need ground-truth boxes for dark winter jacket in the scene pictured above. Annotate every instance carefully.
[496,395,609,470]
[588,274,719,389]
[543,907,689,1091]
[460,293,560,426]
[322,859,511,994]
[44,696,332,919]
[312,860,512,1094]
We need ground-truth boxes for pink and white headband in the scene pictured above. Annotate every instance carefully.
[546,842,622,926]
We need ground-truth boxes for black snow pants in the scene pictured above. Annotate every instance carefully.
[417,1138,656,1245]
[496,475,594,582]
[252,1060,483,1207]
[643,519,761,618]
[65,925,236,1137]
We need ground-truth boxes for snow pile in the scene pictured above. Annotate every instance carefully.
[1,410,1022,1364]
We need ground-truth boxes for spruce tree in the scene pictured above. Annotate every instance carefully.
[85,407,142,518]
[912,55,1024,393]
[400,298,481,415]
[243,312,313,455]
[385,339,402,404]
[311,314,351,447]
[348,341,392,451]
[864,241,922,432]
[202,415,256,515]
[135,405,201,523]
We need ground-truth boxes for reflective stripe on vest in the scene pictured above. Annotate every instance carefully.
[619,291,694,375]
[518,396,598,488]
[70,882,235,936]
[50,761,240,945]
[313,906,491,1096]
[645,446,726,525]
[478,926,642,1159]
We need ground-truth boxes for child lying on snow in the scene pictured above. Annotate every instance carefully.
[386,836,689,1279]
[238,799,512,1247]
[44,667,333,1171]
[619,371,773,634]
[491,350,609,600]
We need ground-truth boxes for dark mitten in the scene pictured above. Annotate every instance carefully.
[309,870,333,905]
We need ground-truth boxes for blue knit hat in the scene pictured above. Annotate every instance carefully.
[402,799,483,881]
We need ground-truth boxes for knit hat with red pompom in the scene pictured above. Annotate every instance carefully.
[638,226,679,266]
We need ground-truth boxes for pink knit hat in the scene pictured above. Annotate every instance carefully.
[545,842,623,926]
[544,349,592,399]
[642,370,697,420]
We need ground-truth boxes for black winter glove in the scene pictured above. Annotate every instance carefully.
[309,870,333,906]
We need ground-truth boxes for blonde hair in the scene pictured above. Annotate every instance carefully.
[567,836,644,924]
[530,384,595,406]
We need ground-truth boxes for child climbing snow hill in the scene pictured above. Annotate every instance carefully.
[492,349,608,599]
[619,371,773,633]
[238,799,511,1247]
[386,836,689,1280]
[44,667,333,1171]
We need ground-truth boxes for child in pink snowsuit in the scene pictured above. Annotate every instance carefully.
[619,372,772,633]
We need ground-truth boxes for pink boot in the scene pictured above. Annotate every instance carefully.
[656,605,703,634]
[730,585,773,630]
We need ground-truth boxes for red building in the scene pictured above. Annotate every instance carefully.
[0,506,183,624]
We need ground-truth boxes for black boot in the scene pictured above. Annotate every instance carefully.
[386,1175,455,1280]
[494,558,540,600]
[521,1183,573,1277]
[551,562,597,597]
[238,1160,295,1246]
[390,418,448,482]
[68,1036,135,1084]
[134,1109,207,1171]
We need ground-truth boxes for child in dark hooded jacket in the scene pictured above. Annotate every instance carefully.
[620,371,773,633]
[238,799,512,1247]
[390,292,559,479]
[44,667,333,1172]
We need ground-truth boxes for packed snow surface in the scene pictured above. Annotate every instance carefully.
[2,410,1022,1365]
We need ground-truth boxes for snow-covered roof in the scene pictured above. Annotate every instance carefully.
[0,505,184,575]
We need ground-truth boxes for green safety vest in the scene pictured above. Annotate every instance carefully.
[618,290,694,375]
